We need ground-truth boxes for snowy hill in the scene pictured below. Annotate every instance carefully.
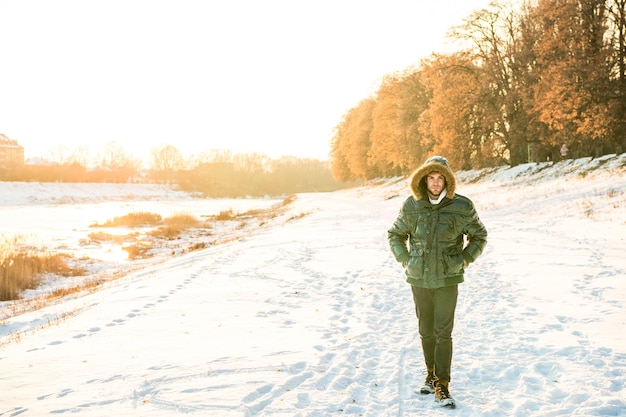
[1,153,625,416]
[0,181,195,206]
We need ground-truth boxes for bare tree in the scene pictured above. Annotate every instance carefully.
[150,144,184,183]
[67,145,92,168]
[46,145,71,165]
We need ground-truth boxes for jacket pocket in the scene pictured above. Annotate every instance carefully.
[406,248,424,276]
[442,248,464,276]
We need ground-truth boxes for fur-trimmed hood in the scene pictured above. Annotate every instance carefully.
[409,156,457,200]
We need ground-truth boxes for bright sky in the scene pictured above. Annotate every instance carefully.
[0,0,494,164]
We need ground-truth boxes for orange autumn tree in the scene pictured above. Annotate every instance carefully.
[419,53,490,170]
[531,0,615,157]
[332,0,626,181]
[450,1,541,165]
[367,68,431,175]
[344,98,379,180]
[330,98,380,181]
[607,0,626,149]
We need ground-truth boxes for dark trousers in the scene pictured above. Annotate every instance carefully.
[411,284,458,383]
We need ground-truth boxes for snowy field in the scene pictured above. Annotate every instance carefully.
[1,154,625,416]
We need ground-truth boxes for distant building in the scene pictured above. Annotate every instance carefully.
[0,134,25,169]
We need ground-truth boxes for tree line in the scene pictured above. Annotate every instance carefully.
[331,0,626,181]
[2,143,343,197]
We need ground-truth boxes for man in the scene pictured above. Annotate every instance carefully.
[387,156,488,408]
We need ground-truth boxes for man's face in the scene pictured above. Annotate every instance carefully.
[426,172,446,198]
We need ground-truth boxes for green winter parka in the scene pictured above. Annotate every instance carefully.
[387,158,487,289]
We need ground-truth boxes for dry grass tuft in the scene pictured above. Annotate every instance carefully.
[88,231,139,243]
[122,243,153,259]
[286,212,310,222]
[214,209,236,221]
[281,194,297,206]
[149,213,204,240]
[164,213,202,228]
[148,227,181,240]
[210,195,296,222]
[187,242,209,251]
[1,243,85,301]
[91,211,163,227]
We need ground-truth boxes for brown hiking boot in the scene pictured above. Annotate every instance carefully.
[435,380,456,408]
[419,370,437,394]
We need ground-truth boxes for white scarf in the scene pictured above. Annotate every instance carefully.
[429,189,447,205]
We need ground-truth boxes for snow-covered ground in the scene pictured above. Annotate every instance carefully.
[1,154,625,416]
